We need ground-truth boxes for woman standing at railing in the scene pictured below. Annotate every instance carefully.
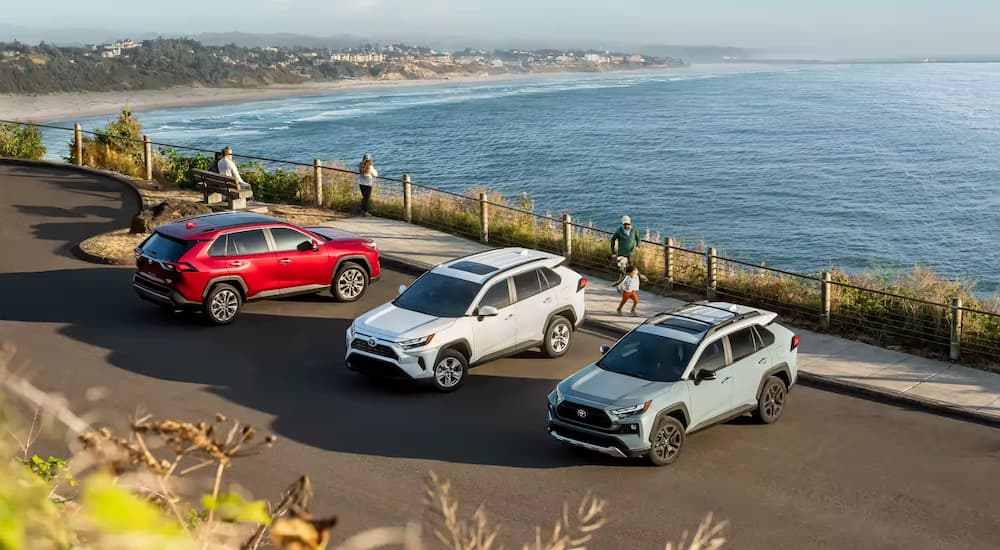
[357,153,378,217]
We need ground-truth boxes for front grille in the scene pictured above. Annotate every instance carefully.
[556,401,613,430]
[350,338,397,359]
[133,274,172,297]
[347,354,407,378]
[552,424,624,450]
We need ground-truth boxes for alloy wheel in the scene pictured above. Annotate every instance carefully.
[762,381,785,419]
[338,268,366,299]
[210,289,239,322]
[435,357,463,388]
[550,323,570,354]
[652,424,682,462]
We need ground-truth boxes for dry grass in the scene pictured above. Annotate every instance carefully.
[78,228,145,264]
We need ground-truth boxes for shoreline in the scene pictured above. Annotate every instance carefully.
[0,67,681,124]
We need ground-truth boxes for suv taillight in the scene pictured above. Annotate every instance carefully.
[791,334,800,351]
[577,277,587,292]
[164,262,198,273]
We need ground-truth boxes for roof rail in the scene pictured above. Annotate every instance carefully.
[703,310,762,337]
[640,301,762,340]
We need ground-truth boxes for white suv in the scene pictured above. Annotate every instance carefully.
[346,248,587,392]
[547,301,799,466]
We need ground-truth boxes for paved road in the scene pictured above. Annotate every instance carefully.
[1,162,998,549]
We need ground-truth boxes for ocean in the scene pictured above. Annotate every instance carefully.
[42,63,1000,296]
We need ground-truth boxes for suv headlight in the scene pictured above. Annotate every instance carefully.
[397,334,434,349]
[610,400,652,419]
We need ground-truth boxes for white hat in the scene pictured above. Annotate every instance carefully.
[621,215,631,225]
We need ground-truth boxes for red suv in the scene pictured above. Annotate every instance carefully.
[132,212,380,325]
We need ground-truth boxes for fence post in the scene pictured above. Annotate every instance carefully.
[143,135,152,181]
[313,159,322,207]
[664,237,675,291]
[73,123,82,166]
[706,247,717,300]
[403,174,412,223]
[479,192,489,244]
[562,213,572,258]
[820,271,832,330]
[950,298,963,361]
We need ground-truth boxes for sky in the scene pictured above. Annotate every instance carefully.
[3,0,1000,58]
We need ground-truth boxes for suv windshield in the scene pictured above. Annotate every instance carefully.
[597,331,696,382]
[141,232,194,262]
[394,272,482,317]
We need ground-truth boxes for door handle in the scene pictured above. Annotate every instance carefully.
[279,258,292,264]
[758,358,767,365]
[230,261,243,267]
[543,297,553,304]
[504,314,514,320]
[721,376,732,383]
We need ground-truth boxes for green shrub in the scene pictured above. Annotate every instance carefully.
[156,149,213,189]
[0,122,45,159]
[67,106,145,177]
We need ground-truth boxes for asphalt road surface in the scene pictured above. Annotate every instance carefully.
[1,162,998,549]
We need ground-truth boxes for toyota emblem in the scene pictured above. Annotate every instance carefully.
[576,408,587,419]
[368,338,377,347]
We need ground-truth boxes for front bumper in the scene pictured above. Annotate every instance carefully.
[547,406,649,459]
[345,330,436,381]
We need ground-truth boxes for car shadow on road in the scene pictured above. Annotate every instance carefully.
[0,266,613,469]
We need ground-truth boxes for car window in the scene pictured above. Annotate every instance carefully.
[270,227,310,252]
[227,229,270,255]
[728,328,757,362]
[479,279,512,310]
[694,339,727,372]
[753,326,775,348]
[394,272,482,317]
[513,269,544,301]
[540,267,561,289]
[596,331,695,383]
[207,235,228,257]
[141,232,194,261]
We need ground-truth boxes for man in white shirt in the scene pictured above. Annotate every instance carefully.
[216,147,253,199]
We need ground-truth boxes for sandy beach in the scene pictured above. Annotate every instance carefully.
[0,72,576,124]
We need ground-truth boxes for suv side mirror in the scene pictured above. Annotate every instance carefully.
[297,240,319,252]
[599,345,610,355]
[477,305,499,317]
[694,369,717,382]
[397,284,408,295]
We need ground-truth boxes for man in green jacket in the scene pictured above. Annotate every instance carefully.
[610,215,640,285]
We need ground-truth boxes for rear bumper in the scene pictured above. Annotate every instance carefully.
[133,274,199,309]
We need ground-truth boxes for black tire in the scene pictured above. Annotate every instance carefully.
[203,283,242,326]
[647,416,685,466]
[430,349,468,392]
[753,376,787,424]
[542,316,573,358]
[332,261,369,302]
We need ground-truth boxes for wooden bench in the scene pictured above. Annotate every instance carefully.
[191,169,253,210]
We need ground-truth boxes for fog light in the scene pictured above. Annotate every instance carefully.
[624,424,639,433]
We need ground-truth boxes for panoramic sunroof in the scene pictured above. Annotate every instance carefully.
[656,317,710,334]
[449,261,498,275]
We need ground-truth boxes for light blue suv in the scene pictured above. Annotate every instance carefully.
[547,301,799,466]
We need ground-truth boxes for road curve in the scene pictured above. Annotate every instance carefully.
[1,162,998,549]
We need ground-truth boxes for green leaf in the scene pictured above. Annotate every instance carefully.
[82,473,184,536]
[201,493,271,525]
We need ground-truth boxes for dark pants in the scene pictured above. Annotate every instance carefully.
[359,185,372,213]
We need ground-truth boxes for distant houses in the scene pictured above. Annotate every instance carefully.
[99,38,139,59]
